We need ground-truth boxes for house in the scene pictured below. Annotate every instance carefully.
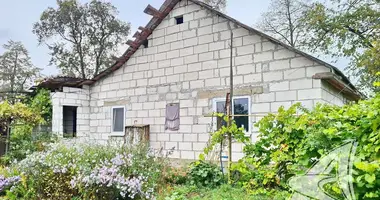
[36,0,362,161]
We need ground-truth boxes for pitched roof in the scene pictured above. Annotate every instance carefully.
[66,0,361,98]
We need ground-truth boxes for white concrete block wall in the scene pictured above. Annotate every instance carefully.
[52,0,352,161]
[51,86,90,138]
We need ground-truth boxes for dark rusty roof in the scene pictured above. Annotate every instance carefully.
[33,76,89,91]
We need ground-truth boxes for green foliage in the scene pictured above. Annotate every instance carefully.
[33,0,131,79]
[200,113,249,160]
[0,101,43,126]
[302,0,380,92]
[29,89,52,123]
[187,161,224,188]
[237,96,380,199]
[1,128,55,165]
[0,40,40,102]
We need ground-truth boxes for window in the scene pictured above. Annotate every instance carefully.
[112,106,125,133]
[142,39,148,48]
[213,97,250,132]
[175,16,184,24]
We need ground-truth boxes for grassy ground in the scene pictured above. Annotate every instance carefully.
[157,184,291,200]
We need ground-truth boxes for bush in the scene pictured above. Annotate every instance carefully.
[187,161,224,188]
[237,95,380,199]
[2,141,171,199]
[1,127,55,165]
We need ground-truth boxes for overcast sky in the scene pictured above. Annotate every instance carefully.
[0,0,349,77]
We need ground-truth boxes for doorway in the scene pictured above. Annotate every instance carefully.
[63,106,77,138]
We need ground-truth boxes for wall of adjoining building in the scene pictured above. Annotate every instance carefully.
[51,86,90,138]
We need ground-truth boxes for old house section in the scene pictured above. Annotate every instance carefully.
[39,0,361,161]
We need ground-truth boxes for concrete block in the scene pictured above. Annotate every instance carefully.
[170,40,184,50]
[198,25,212,36]
[183,55,197,65]
[184,72,199,81]
[284,68,306,79]
[199,52,213,62]
[263,71,283,82]
[298,88,322,100]
[252,103,270,113]
[174,65,188,74]
[243,35,261,45]
[182,29,197,39]
[274,49,296,59]
[254,51,273,62]
[235,55,253,66]
[180,100,194,108]
[271,101,292,112]
[243,74,262,83]
[276,90,297,101]
[180,47,194,57]
[237,45,255,56]
[270,60,290,71]
[200,17,213,27]
[205,78,221,87]
[184,37,198,47]
[270,81,290,91]
[290,79,313,90]
[255,92,275,103]
[202,60,217,70]
[137,79,148,86]
[167,50,180,59]
[194,43,209,53]
[171,57,184,66]
[149,110,161,117]
[212,22,229,32]
[190,80,204,89]
[178,142,192,150]
[209,41,225,51]
[181,151,195,160]
[192,143,206,151]
[291,57,314,68]
[237,64,255,74]
[199,69,214,79]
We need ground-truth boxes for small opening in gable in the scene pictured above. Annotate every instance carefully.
[175,16,184,25]
[142,39,148,48]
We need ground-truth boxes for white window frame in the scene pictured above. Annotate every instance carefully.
[111,106,125,136]
[212,96,251,133]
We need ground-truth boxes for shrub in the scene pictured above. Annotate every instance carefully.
[187,161,224,188]
[3,141,171,199]
[238,95,380,199]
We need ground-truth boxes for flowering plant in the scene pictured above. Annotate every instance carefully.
[3,140,171,199]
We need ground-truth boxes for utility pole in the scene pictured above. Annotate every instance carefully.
[227,30,233,183]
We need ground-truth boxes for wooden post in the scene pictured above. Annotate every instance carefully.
[227,31,234,183]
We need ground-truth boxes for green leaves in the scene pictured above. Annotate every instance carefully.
[33,0,131,79]
[302,0,380,93]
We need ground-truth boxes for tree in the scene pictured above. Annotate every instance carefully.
[203,0,227,11]
[256,0,309,48]
[302,0,379,93]
[33,0,131,79]
[0,40,40,102]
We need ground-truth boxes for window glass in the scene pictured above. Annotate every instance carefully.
[233,98,249,132]
[216,101,226,130]
[112,107,124,132]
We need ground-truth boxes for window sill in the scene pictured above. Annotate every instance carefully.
[110,132,125,137]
